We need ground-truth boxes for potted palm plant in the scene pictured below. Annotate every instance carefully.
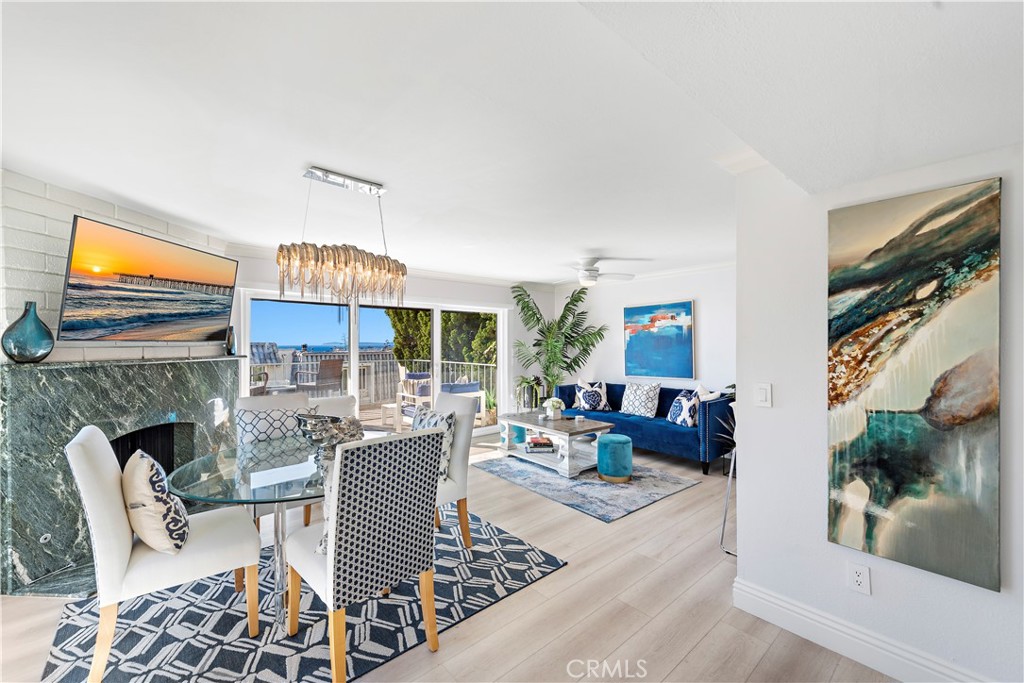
[511,285,608,398]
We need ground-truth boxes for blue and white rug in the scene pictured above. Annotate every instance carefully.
[41,509,565,682]
[474,457,700,522]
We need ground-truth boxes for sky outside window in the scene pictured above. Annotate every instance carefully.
[250,300,397,348]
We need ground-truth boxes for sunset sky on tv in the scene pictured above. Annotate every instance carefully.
[69,217,236,286]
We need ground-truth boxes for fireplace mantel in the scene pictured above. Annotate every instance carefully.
[0,356,241,596]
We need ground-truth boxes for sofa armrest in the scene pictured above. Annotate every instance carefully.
[699,396,735,463]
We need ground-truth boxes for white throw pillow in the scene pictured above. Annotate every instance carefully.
[575,381,611,411]
[122,450,189,555]
[621,382,661,418]
[695,383,722,402]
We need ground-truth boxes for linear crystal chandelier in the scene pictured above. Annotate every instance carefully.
[277,167,407,305]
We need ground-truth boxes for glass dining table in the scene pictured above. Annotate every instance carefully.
[167,430,388,630]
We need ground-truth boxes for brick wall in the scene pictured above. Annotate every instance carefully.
[0,169,232,362]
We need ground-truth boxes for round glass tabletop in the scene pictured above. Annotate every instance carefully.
[167,435,325,505]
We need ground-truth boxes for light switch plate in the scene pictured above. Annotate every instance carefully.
[755,383,773,407]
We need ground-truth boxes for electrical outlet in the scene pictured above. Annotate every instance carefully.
[848,562,871,595]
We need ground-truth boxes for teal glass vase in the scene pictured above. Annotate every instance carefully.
[1,302,55,363]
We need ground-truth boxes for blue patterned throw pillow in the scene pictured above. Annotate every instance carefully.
[668,390,700,427]
[122,450,190,554]
[575,381,611,411]
[621,382,661,418]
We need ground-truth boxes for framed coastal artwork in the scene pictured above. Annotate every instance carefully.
[827,178,1001,591]
[624,300,694,378]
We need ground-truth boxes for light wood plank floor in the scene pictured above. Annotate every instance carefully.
[0,438,892,683]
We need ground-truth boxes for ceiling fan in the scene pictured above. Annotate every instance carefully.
[573,257,637,287]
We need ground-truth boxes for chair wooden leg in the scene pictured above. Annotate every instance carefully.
[419,569,439,652]
[254,516,261,532]
[88,603,117,683]
[303,504,312,527]
[234,567,244,592]
[434,507,441,529]
[456,498,473,548]
[245,564,260,638]
[287,565,301,636]
[328,608,346,682]
[381,587,391,596]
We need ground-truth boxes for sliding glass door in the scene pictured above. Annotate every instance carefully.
[358,305,433,429]
[441,310,498,427]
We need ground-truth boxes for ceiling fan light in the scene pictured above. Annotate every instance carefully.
[578,273,598,287]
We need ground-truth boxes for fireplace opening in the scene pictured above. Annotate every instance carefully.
[109,422,196,475]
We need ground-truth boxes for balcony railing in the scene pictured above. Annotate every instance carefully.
[248,350,496,408]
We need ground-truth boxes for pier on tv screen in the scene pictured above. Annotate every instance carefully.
[58,217,239,342]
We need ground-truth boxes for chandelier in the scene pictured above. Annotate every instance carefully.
[277,167,407,304]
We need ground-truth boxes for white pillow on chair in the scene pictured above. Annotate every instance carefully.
[122,450,190,555]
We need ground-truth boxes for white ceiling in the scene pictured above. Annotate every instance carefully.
[585,2,1023,193]
[3,3,1021,285]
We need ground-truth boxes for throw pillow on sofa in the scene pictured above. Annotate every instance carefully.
[621,382,661,418]
[575,381,611,411]
[668,390,700,427]
[122,449,190,555]
[696,383,722,402]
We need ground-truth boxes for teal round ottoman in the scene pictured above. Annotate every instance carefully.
[597,434,633,483]
[511,425,527,445]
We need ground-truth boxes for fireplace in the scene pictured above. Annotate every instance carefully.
[0,356,241,596]
[109,422,195,475]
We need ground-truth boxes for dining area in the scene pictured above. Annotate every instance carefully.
[47,389,565,682]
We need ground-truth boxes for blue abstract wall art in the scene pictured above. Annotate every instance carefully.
[827,178,1001,591]
[624,300,694,379]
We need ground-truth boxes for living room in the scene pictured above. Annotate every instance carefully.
[1,3,1021,683]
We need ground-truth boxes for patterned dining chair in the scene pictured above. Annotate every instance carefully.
[285,429,446,681]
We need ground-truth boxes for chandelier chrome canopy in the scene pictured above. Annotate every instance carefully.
[277,167,407,304]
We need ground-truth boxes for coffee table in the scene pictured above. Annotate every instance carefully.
[497,412,615,478]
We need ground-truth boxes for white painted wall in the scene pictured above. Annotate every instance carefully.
[733,146,1022,682]
[553,264,736,392]
[0,169,231,362]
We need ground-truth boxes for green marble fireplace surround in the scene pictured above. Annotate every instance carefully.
[0,357,240,596]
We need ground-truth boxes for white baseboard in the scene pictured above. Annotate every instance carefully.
[732,579,987,682]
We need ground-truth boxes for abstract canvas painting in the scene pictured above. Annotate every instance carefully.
[827,178,1001,590]
[624,301,694,378]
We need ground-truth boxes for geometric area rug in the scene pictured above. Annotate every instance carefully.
[41,508,565,682]
[474,457,700,523]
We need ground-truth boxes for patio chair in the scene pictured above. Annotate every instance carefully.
[285,430,445,681]
[297,358,344,397]
[66,426,261,682]
[395,365,432,430]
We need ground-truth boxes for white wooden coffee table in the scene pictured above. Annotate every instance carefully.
[497,412,615,478]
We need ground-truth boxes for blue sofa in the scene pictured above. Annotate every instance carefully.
[554,383,733,475]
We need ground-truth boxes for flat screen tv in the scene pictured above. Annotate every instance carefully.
[58,216,238,342]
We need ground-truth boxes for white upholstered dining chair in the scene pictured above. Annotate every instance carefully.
[433,392,477,547]
[235,392,317,529]
[308,394,357,419]
[285,429,446,682]
[66,425,261,683]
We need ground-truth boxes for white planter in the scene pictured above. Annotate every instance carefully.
[547,408,562,421]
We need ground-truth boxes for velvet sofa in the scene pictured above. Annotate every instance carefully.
[554,382,733,475]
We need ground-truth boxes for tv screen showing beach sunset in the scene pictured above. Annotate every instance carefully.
[58,217,238,342]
